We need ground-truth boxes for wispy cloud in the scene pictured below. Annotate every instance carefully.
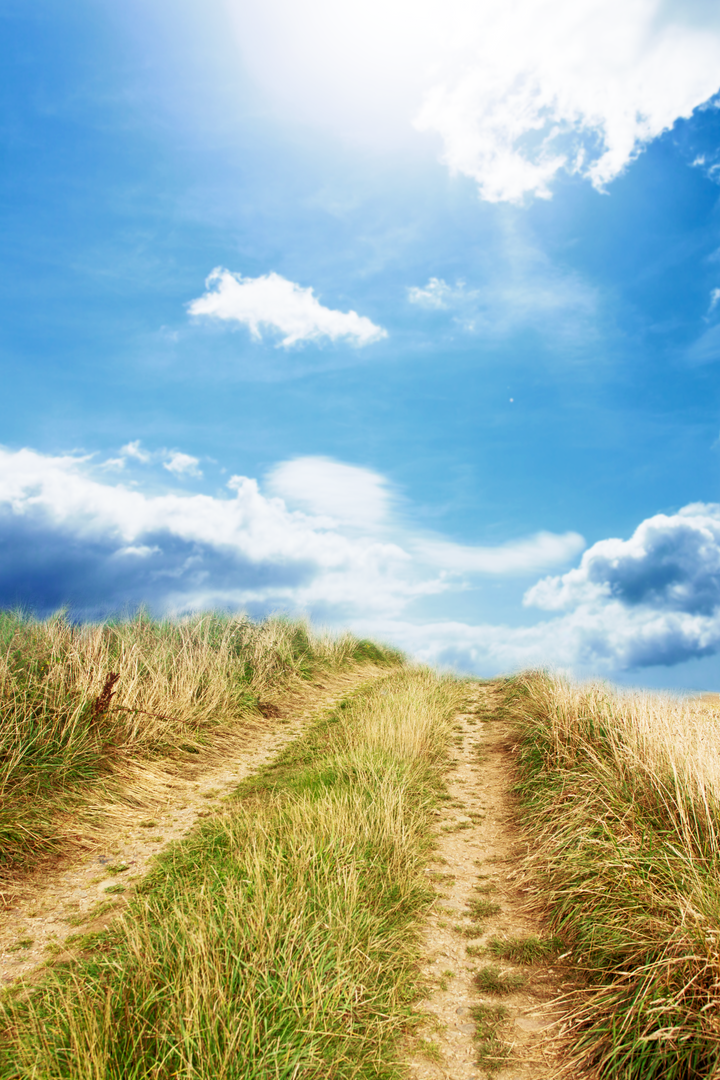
[188,268,387,348]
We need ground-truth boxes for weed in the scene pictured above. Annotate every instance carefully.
[474,964,525,995]
[8,938,33,953]
[472,1003,511,1075]
[485,934,563,964]
[467,897,501,919]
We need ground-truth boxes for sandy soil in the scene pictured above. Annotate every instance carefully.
[0,665,384,985]
[407,681,578,1080]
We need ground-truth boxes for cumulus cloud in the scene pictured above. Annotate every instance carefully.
[5,446,719,675]
[414,0,720,202]
[188,268,387,348]
[228,0,720,203]
[0,446,579,629]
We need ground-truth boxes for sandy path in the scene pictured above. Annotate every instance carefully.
[0,665,383,985]
[408,681,576,1080]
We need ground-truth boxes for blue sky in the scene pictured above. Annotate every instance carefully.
[4,0,720,686]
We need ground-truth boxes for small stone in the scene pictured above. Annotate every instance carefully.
[455,1006,467,1016]
[459,1023,475,1034]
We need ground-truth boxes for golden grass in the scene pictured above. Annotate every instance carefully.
[0,609,402,875]
[507,671,720,1079]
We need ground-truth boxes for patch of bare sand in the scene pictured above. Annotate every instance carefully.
[0,664,386,985]
[407,682,579,1080]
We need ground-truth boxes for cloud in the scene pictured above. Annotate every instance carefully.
[121,440,151,463]
[163,452,202,479]
[407,249,598,342]
[407,278,466,310]
[414,0,720,202]
[265,456,391,528]
[6,447,719,674]
[188,268,387,348]
[0,446,578,629]
[710,288,720,314]
[228,0,720,203]
[415,531,586,575]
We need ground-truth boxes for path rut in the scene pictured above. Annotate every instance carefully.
[0,665,383,986]
[408,681,577,1080]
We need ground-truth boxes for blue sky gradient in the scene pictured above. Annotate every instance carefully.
[4,0,720,686]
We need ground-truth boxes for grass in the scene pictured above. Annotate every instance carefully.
[507,670,720,1079]
[485,934,563,964]
[473,964,525,995]
[467,897,501,919]
[471,1004,511,1076]
[0,609,402,876]
[0,668,464,1079]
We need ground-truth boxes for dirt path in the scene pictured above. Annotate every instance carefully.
[408,681,576,1080]
[0,664,384,986]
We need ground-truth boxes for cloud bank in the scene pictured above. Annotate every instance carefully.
[4,446,720,675]
[188,269,387,347]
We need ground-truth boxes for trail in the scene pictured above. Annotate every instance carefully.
[408,681,576,1080]
[0,664,384,986]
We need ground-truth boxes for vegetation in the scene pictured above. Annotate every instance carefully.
[484,933,563,964]
[0,668,464,1079]
[507,671,720,1079]
[0,609,402,874]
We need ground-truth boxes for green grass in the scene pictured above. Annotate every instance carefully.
[0,668,464,1079]
[470,1004,511,1076]
[467,897,501,919]
[0,609,402,876]
[485,934,563,964]
[507,671,720,1080]
[473,964,525,995]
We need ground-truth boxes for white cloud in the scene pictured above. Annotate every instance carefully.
[121,440,151,463]
[0,446,579,627]
[407,278,466,310]
[414,0,720,202]
[226,0,720,203]
[710,288,720,314]
[6,447,719,675]
[163,452,202,478]
[265,456,391,528]
[415,531,586,575]
[407,245,599,342]
[188,268,387,348]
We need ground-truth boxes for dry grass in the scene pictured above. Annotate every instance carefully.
[0,609,402,875]
[507,671,720,1079]
[0,668,464,1079]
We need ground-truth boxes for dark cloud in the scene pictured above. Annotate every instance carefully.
[0,509,314,620]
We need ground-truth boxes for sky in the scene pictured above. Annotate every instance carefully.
[3,0,720,687]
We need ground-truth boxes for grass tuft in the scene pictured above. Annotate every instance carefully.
[474,963,525,995]
[485,934,563,964]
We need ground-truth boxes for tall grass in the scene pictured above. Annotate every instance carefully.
[506,672,720,1079]
[0,669,464,1079]
[0,609,402,874]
